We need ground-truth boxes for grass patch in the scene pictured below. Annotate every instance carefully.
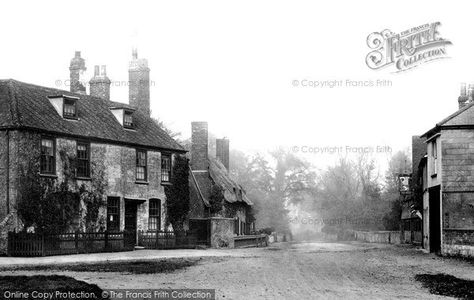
[0,275,106,298]
[415,273,474,299]
[2,258,200,274]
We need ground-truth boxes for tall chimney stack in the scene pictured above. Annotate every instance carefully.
[129,48,150,116]
[191,122,209,171]
[468,83,474,101]
[458,83,469,109]
[216,138,230,171]
[69,51,87,94]
[89,65,111,100]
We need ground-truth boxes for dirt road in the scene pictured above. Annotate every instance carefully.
[1,241,473,299]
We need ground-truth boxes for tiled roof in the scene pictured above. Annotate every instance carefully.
[0,79,185,152]
[422,101,474,138]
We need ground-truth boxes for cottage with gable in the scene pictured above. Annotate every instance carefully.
[187,122,255,247]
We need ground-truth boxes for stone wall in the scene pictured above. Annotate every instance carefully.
[441,243,474,258]
[353,231,401,244]
[210,217,234,248]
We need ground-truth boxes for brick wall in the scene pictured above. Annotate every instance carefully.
[2,132,169,234]
[441,129,474,192]
[191,122,208,171]
[91,142,167,232]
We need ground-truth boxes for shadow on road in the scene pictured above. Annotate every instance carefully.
[415,273,474,299]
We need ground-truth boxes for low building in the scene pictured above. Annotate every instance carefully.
[0,51,185,252]
[187,122,254,247]
[417,83,474,257]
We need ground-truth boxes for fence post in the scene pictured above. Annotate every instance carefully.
[75,230,79,254]
[7,232,12,257]
[41,233,45,257]
[104,231,109,251]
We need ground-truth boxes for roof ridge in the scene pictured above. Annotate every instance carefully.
[437,101,474,126]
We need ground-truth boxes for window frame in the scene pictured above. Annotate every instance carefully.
[148,199,161,231]
[161,154,172,183]
[136,149,148,182]
[107,196,121,232]
[40,137,56,175]
[431,139,438,176]
[63,97,78,119]
[76,141,91,178]
[123,110,134,129]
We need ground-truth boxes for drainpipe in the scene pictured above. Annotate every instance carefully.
[5,130,9,214]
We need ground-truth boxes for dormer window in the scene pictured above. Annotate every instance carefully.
[109,106,136,129]
[48,95,79,120]
[63,98,77,119]
[124,110,134,129]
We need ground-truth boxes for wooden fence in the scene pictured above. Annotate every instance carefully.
[138,230,199,249]
[8,231,135,257]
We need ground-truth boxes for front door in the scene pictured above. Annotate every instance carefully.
[125,201,138,246]
[429,186,441,253]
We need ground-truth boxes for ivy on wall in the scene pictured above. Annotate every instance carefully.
[17,148,107,234]
[164,154,190,234]
[209,185,225,215]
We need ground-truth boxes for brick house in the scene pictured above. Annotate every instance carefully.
[0,51,185,251]
[187,122,254,239]
[416,83,474,257]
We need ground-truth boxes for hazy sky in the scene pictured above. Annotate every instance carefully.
[1,0,472,172]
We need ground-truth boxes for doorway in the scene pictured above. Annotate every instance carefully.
[428,185,441,253]
[125,201,138,247]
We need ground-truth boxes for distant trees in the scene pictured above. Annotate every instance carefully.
[382,151,411,230]
[231,148,412,235]
[231,149,317,233]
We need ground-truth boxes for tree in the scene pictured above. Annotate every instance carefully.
[382,150,412,230]
[152,117,182,142]
[230,149,318,232]
[164,154,190,233]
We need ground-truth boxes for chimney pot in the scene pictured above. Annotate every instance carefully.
[468,83,474,101]
[90,65,111,101]
[101,65,107,76]
[69,51,87,94]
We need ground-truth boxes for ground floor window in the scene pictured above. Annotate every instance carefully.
[149,199,161,231]
[107,197,120,231]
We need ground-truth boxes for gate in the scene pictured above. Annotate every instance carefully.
[189,218,210,246]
